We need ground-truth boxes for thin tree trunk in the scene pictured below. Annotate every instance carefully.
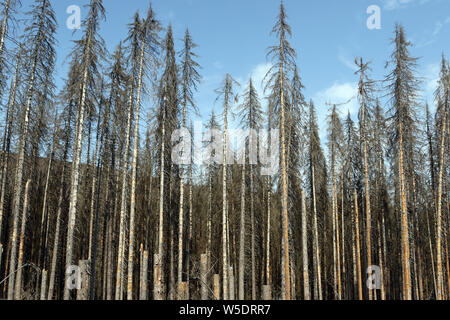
[301,190,310,300]
[362,96,373,300]
[157,107,166,295]
[435,109,447,300]
[265,174,271,286]
[238,146,246,300]
[13,180,31,300]
[222,77,229,300]
[312,166,322,300]
[279,53,291,301]
[354,190,363,300]
[115,85,134,300]
[127,39,147,300]
[64,29,92,299]
[40,270,47,300]
[399,122,412,300]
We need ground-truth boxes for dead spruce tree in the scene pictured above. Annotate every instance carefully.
[385,24,420,300]
[125,6,161,300]
[307,100,327,300]
[355,57,376,300]
[215,73,239,300]
[434,55,449,300]
[154,25,179,299]
[7,0,56,300]
[236,78,263,299]
[64,0,106,300]
[264,2,297,299]
[177,28,200,296]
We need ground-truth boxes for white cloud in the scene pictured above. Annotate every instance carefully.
[383,0,430,10]
[312,82,359,144]
[314,82,359,116]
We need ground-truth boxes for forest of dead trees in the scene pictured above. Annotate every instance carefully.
[0,0,448,301]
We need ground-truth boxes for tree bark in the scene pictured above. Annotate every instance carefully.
[354,190,363,300]
[301,190,310,300]
[238,146,246,300]
[13,180,31,300]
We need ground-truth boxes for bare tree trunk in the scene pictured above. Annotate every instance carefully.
[139,245,148,300]
[13,180,31,300]
[399,123,412,300]
[213,274,220,300]
[40,270,47,300]
[187,167,193,299]
[0,243,3,274]
[436,110,447,300]
[157,112,166,295]
[262,285,271,300]
[354,190,363,300]
[128,40,147,300]
[301,190,310,300]
[222,78,229,301]
[312,166,322,300]
[265,174,271,287]
[207,162,212,278]
[106,218,113,300]
[238,146,246,300]
[341,173,346,298]
[153,253,163,300]
[200,253,208,300]
[334,186,342,300]
[279,55,291,301]
[229,266,235,300]
[88,118,101,262]
[48,163,66,300]
[425,205,438,297]
[115,86,134,300]
[361,99,373,300]
[76,260,90,300]
[64,34,92,299]
[378,221,386,300]
[250,162,256,300]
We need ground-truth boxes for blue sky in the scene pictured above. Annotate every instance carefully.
[13,0,450,143]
